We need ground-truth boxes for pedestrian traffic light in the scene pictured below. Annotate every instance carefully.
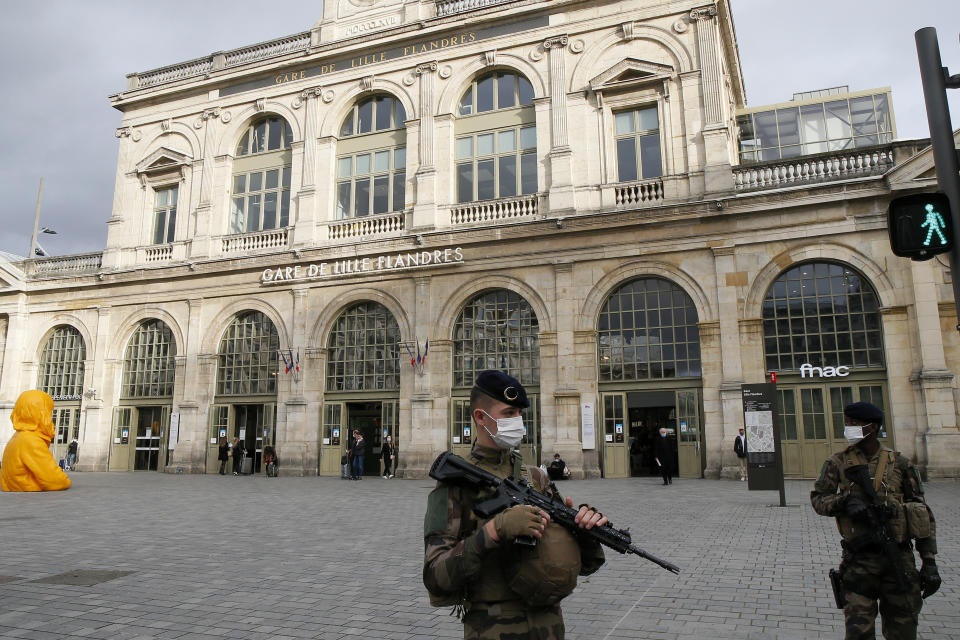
[888,193,953,261]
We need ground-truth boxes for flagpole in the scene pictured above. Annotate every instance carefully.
[29,178,44,258]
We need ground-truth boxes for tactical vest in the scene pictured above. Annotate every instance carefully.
[835,447,907,543]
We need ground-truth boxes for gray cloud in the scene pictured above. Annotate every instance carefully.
[0,0,957,257]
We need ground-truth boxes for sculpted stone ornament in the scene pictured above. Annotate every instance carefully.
[115,126,142,142]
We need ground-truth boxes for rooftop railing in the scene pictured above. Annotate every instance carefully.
[733,145,895,192]
[20,252,103,277]
[436,0,524,17]
[451,194,539,227]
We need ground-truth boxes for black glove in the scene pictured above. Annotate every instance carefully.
[920,560,941,599]
[845,495,869,520]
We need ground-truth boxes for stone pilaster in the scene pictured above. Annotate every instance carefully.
[544,36,575,213]
[168,298,207,473]
[0,311,26,452]
[76,307,111,472]
[689,7,721,126]
[279,288,311,475]
[292,88,323,247]
[412,62,438,230]
[550,262,584,473]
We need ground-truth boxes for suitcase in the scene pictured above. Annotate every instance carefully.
[241,457,253,475]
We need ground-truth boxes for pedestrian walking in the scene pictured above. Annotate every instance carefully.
[231,437,244,476]
[351,430,366,480]
[381,434,395,478]
[734,427,747,481]
[217,436,229,475]
[811,401,941,639]
[653,427,675,485]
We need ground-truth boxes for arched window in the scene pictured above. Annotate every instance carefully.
[122,320,176,398]
[38,325,86,398]
[230,116,293,233]
[337,95,407,219]
[216,311,279,395]
[453,290,539,388]
[326,302,401,391]
[456,71,537,203]
[597,278,701,381]
[762,262,883,372]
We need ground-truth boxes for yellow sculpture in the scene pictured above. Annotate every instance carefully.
[1,390,72,492]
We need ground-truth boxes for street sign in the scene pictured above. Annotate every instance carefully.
[888,193,954,261]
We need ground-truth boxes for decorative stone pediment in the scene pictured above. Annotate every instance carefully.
[885,129,960,191]
[136,147,192,181]
[589,58,675,93]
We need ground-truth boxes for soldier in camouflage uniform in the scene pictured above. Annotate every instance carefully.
[423,370,607,639]
[811,402,942,640]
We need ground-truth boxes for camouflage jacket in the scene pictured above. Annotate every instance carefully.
[422,445,605,607]
[810,444,937,559]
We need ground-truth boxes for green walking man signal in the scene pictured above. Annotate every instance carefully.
[888,193,954,261]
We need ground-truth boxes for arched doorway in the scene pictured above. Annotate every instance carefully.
[110,319,176,472]
[207,311,279,474]
[451,289,541,464]
[319,302,401,477]
[762,261,891,477]
[596,278,703,478]
[37,325,86,467]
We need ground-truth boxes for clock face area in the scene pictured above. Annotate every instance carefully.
[338,0,402,19]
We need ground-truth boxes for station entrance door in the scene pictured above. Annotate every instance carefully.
[109,405,171,471]
[205,403,276,474]
[319,400,398,476]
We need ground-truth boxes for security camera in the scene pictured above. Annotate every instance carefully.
[294,249,303,259]
[714,200,724,210]
[555,218,564,228]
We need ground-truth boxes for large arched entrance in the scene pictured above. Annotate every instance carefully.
[110,319,176,471]
[450,289,541,464]
[762,261,891,477]
[319,301,401,477]
[207,311,279,474]
[37,325,86,466]
[596,278,703,478]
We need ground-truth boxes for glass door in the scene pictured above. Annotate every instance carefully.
[134,406,163,471]
[675,389,701,478]
[109,407,136,471]
[451,399,474,458]
[601,393,628,478]
[381,400,398,476]
[206,404,231,474]
[320,403,345,476]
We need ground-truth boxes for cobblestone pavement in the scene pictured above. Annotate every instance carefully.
[0,471,957,640]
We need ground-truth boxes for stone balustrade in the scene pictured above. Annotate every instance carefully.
[436,0,521,16]
[224,33,311,68]
[22,252,103,277]
[143,245,174,263]
[614,177,665,207]
[135,58,214,89]
[733,146,895,192]
[450,194,539,226]
[326,212,405,241]
[221,228,289,255]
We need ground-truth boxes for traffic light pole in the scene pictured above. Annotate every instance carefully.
[915,27,960,334]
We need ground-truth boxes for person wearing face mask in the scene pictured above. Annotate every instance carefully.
[423,370,607,639]
[381,434,396,479]
[811,401,941,640]
[653,427,675,485]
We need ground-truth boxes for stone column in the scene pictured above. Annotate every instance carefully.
[170,298,208,473]
[710,247,746,476]
[573,329,601,477]
[77,307,111,472]
[412,62,438,230]
[689,7,734,194]
[907,259,959,476]
[697,320,724,478]
[279,287,310,475]
[543,36,575,214]
[189,108,224,258]
[550,262,584,473]
[402,276,441,478]
[292,88,323,247]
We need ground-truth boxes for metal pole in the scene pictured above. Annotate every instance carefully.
[29,177,43,258]
[915,28,960,334]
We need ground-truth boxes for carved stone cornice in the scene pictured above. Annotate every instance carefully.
[415,61,438,75]
[543,35,569,49]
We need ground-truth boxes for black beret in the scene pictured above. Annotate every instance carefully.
[844,401,883,424]
[474,370,530,409]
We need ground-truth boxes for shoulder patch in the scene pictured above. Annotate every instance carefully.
[424,486,451,537]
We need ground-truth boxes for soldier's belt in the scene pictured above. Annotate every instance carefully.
[465,600,560,615]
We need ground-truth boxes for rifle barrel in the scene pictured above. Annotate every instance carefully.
[629,544,681,574]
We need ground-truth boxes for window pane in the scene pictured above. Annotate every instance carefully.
[456,137,473,159]
[825,100,851,140]
[498,156,517,198]
[358,99,373,134]
[252,121,267,153]
[498,129,516,153]
[639,133,662,179]
[615,111,634,135]
[263,192,277,229]
[617,137,638,182]
[283,122,292,148]
[230,198,245,233]
[280,191,290,227]
[341,113,354,137]
[801,104,826,145]
[477,133,494,156]
[374,150,390,173]
[373,175,389,214]
[457,163,473,203]
[282,166,291,188]
[497,73,515,109]
[236,131,249,156]
[519,126,536,150]
[476,75,494,113]
[337,181,351,217]
[392,170,405,211]
[518,76,534,105]
[638,106,658,132]
[777,107,800,145]
[394,147,406,169]
[246,195,261,231]
[338,157,352,177]
[850,96,876,136]
[356,179,370,216]
[395,101,407,126]
[166,210,176,243]
[874,94,891,134]
[520,152,537,194]
[754,110,778,149]
[233,175,246,193]
[155,189,168,207]
[267,118,282,150]
[154,211,166,245]
[477,159,495,200]
[249,172,263,192]
[265,169,279,189]
[375,96,392,131]
[459,87,473,116]
[356,153,371,175]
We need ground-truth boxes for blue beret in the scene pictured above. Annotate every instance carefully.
[474,370,530,409]
[844,401,883,424]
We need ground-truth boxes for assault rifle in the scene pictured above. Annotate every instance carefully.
[429,451,680,574]
[843,464,907,593]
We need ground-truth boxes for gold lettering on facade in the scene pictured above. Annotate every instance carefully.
[275,70,306,85]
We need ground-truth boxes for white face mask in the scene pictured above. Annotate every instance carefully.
[481,410,525,449]
[844,425,865,445]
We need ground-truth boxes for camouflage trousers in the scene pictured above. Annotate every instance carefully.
[840,549,922,640]
[462,601,564,639]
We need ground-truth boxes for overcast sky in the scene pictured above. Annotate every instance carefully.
[0,0,958,258]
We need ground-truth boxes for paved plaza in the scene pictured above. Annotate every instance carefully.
[0,471,957,640]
